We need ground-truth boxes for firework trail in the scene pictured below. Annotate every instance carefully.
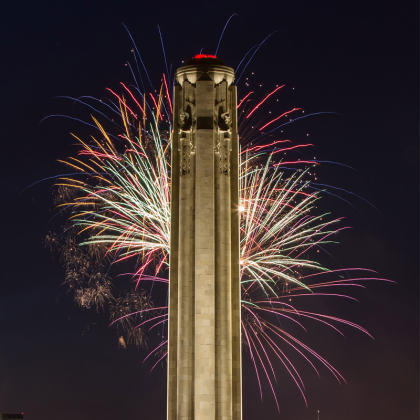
[45,53,391,409]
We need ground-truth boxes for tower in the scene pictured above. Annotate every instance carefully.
[168,55,242,420]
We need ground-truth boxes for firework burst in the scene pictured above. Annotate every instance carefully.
[45,58,390,409]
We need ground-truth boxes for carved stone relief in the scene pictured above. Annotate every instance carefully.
[179,132,195,176]
[214,80,232,176]
[178,80,196,176]
[215,134,230,176]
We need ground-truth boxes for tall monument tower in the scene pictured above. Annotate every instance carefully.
[168,55,242,420]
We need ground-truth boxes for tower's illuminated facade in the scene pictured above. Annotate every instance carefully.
[168,55,242,420]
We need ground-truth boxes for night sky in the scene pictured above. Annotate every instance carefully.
[0,1,418,419]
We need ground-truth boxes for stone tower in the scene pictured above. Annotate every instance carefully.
[168,55,242,420]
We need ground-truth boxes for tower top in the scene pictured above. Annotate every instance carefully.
[176,54,234,86]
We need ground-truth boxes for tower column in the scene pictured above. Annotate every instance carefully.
[169,56,241,420]
[178,153,195,418]
[215,151,233,420]
[194,127,216,419]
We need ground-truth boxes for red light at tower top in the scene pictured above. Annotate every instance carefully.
[193,54,217,59]
[185,54,225,65]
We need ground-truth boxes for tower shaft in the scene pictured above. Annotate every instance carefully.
[168,58,241,420]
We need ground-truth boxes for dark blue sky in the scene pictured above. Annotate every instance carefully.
[0,1,418,419]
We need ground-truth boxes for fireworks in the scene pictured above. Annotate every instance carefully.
[45,56,389,408]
